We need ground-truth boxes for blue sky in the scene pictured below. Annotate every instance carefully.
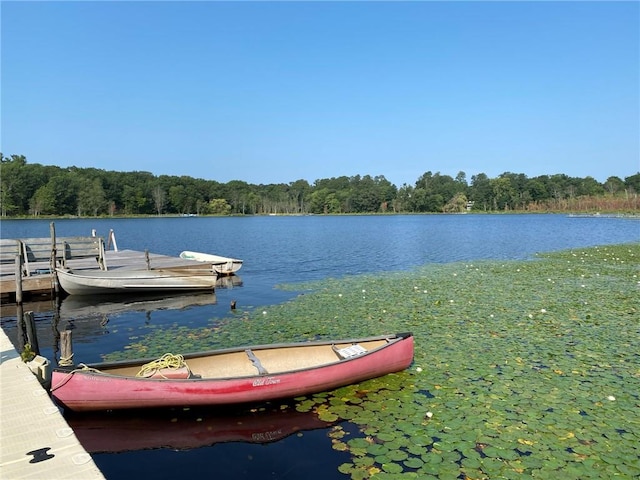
[2,1,638,187]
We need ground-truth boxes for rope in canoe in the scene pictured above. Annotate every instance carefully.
[136,353,188,378]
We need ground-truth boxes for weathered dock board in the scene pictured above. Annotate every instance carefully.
[0,329,105,479]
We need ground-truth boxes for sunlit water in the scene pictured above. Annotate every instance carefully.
[1,214,638,479]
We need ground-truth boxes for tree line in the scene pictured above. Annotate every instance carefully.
[1,153,638,217]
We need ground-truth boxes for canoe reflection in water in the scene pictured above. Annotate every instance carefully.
[65,401,334,453]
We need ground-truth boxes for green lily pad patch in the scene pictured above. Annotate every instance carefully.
[105,243,640,479]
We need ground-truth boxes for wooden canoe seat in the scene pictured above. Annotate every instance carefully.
[333,344,367,359]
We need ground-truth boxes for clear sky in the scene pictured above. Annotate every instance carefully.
[2,1,638,187]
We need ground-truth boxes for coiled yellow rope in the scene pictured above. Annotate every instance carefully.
[136,353,187,378]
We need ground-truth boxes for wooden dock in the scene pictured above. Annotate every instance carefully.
[0,328,105,479]
[1,247,215,304]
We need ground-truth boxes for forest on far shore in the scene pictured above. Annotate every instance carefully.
[1,153,638,217]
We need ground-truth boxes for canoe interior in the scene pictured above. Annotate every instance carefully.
[87,339,391,380]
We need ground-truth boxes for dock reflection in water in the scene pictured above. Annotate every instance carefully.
[2,287,228,368]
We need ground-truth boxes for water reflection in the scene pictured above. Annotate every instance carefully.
[2,290,223,366]
[58,290,219,320]
[65,401,334,453]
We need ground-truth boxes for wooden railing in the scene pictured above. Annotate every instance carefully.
[0,235,108,278]
[21,236,108,275]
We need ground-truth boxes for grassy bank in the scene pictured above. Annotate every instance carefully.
[112,243,640,479]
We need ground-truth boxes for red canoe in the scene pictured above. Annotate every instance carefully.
[51,332,414,412]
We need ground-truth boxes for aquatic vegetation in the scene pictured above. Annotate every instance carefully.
[106,243,640,478]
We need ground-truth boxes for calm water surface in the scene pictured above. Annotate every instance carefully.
[1,214,638,479]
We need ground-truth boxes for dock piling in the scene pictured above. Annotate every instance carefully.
[15,255,23,304]
[23,311,40,356]
[59,330,74,366]
[50,222,60,297]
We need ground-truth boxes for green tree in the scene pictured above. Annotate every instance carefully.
[77,178,106,216]
[46,173,80,215]
[624,173,640,194]
[350,175,381,212]
[527,177,549,202]
[152,185,167,215]
[491,177,517,210]
[169,185,190,214]
[394,184,413,212]
[577,176,605,197]
[309,188,330,214]
[289,179,311,213]
[1,154,28,215]
[604,176,625,195]
[469,173,492,210]
[443,192,468,213]
[225,180,253,214]
[207,198,231,215]
[548,174,571,202]
[122,185,148,214]
[324,193,342,213]
[29,184,56,216]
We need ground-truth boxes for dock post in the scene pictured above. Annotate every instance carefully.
[50,222,60,297]
[108,229,118,251]
[23,311,40,356]
[52,298,61,360]
[59,330,73,366]
[50,222,57,268]
[15,255,23,304]
[15,303,25,353]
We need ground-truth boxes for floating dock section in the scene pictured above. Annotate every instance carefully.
[0,329,105,479]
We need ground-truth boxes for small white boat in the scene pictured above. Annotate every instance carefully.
[56,268,217,295]
[179,251,243,275]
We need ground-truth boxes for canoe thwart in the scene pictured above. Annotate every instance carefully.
[245,349,268,375]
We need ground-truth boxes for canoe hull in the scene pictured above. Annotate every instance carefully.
[179,251,242,275]
[51,333,414,412]
[56,268,217,295]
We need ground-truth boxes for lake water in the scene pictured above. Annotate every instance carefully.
[1,214,638,479]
